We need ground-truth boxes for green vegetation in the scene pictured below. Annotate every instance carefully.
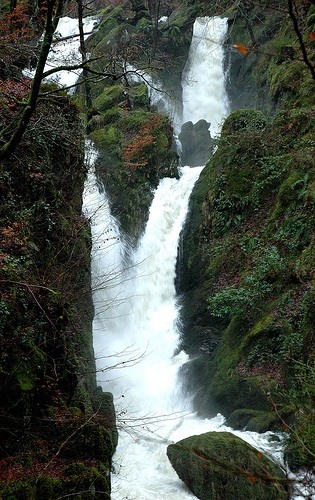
[0,89,116,496]
[177,1,315,480]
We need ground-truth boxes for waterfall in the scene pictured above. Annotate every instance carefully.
[85,167,283,499]
[82,16,284,499]
[24,16,99,87]
[181,16,229,136]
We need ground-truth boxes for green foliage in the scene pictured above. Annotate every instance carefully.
[208,246,285,318]
[0,479,35,499]
[179,38,315,446]
[92,106,178,237]
[0,76,116,493]
[86,6,122,51]
[94,85,125,112]
[90,126,122,151]
[221,109,266,135]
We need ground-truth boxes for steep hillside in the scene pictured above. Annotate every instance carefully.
[177,0,315,474]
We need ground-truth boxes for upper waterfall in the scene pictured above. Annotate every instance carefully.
[181,16,229,137]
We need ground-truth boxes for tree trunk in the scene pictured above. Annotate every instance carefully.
[77,0,92,111]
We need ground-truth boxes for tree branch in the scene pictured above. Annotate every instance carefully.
[288,0,315,80]
[0,0,67,160]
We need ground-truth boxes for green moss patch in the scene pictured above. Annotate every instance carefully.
[167,431,288,500]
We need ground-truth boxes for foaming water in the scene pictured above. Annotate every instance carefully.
[83,159,284,499]
[182,16,229,136]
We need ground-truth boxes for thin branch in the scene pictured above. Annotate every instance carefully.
[287,0,315,80]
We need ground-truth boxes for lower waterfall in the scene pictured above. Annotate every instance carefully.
[83,156,284,499]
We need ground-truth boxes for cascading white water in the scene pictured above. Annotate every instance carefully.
[19,9,289,498]
[24,16,98,87]
[182,16,229,136]
[83,16,285,499]
[26,12,302,497]
[85,167,284,499]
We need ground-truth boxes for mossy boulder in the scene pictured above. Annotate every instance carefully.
[63,423,113,465]
[93,389,118,451]
[64,462,110,498]
[226,409,279,433]
[0,464,110,500]
[167,432,289,500]
[93,108,179,238]
[221,109,266,136]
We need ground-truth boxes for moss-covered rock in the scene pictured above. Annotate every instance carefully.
[175,1,315,475]
[93,108,178,238]
[167,431,289,500]
[226,409,279,433]
[93,390,118,451]
[221,109,266,135]
[0,88,115,497]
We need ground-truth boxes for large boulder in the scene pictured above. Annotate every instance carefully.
[167,431,289,500]
[179,119,213,166]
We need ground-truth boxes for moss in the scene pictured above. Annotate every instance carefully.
[221,109,267,135]
[63,423,113,466]
[64,462,110,496]
[167,432,288,500]
[0,479,35,499]
[189,317,267,415]
[93,390,118,450]
[240,314,274,353]
[86,6,123,50]
[35,476,63,499]
[227,409,279,433]
[89,126,122,152]
[296,237,315,278]
[93,94,112,112]
[94,85,125,112]
[15,343,46,391]
[270,60,306,100]
[102,107,122,125]
[92,107,178,238]
[278,170,306,206]
[131,82,149,108]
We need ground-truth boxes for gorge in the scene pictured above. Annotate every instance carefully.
[1,1,315,498]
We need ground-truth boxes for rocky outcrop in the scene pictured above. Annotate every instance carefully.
[0,93,116,498]
[167,431,289,500]
[179,119,213,167]
[176,0,315,472]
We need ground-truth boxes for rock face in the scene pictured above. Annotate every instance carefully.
[167,431,289,500]
[179,119,213,167]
